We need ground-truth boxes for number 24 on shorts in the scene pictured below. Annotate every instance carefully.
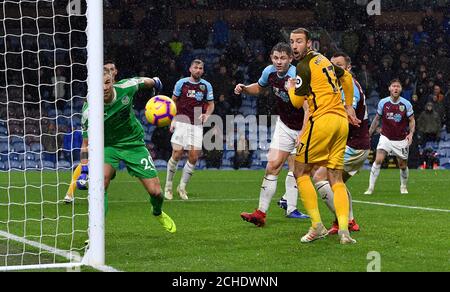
[141,156,155,170]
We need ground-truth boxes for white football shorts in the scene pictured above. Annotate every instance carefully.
[376,134,409,160]
[344,146,370,176]
[270,117,301,154]
[170,121,203,150]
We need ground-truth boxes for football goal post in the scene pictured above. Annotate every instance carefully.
[0,0,105,271]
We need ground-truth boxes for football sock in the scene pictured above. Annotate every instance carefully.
[332,183,349,231]
[369,162,381,190]
[166,157,178,187]
[150,193,164,216]
[258,174,278,213]
[347,188,354,221]
[297,175,321,228]
[67,164,82,197]
[180,161,195,189]
[283,171,298,214]
[400,167,409,187]
[315,180,335,214]
[104,191,109,216]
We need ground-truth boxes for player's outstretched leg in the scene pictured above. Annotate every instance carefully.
[365,162,381,195]
[165,156,180,200]
[240,174,278,227]
[280,170,309,219]
[64,164,82,203]
[399,158,409,194]
[142,177,176,233]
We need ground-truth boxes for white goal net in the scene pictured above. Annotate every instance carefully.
[0,0,104,271]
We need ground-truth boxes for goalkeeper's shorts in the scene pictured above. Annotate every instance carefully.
[104,144,158,179]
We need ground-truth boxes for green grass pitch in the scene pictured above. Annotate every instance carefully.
[1,169,449,272]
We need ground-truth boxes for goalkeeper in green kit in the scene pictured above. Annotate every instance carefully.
[79,70,176,233]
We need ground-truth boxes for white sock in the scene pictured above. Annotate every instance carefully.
[400,167,409,188]
[369,162,381,190]
[347,188,354,221]
[166,157,178,188]
[180,161,195,189]
[258,174,278,213]
[315,180,335,214]
[283,172,298,214]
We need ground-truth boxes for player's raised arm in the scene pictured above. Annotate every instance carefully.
[334,65,360,127]
[234,83,263,96]
[288,78,306,109]
[141,77,163,92]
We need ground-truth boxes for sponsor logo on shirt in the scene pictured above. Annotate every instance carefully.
[122,96,130,105]
[296,76,302,88]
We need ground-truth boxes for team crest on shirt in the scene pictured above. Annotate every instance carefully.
[122,96,130,105]
[399,105,405,112]
[187,90,196,98]
[199,85,206,91]
[295,76,302,88]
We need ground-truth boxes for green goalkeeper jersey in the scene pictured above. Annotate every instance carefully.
[82,78,146,148]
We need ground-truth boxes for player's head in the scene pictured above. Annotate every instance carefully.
[270,42,293,74]
[103,69,114,102]
[331,52,352,71]
[290,28,312,60]
[189,59,204,81]
[104,60,118,82]
[389,79,402,98]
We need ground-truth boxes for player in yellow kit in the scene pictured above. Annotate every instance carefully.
[288,28,361,244]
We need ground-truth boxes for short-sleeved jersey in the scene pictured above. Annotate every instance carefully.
[82,78,146,147]
[173,77,214,124]
[295,50,347,121]
[347,79,370,150]
[377,96,414,141]
[258,64,304,130]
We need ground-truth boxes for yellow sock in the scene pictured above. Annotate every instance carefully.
[297,175,321,228]
[66,164,82,197]
[332,182,349,231]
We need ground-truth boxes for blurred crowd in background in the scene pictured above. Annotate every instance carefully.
[0,1,449,170]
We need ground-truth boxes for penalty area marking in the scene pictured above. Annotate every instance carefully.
[109,198,450,213]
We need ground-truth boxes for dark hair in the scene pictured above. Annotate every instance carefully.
[271,42,293,56]
[332,52,351,65]
[191,59,204,66]
[104,59,116,66]
[291,27,311,41]
[390,78,402,86]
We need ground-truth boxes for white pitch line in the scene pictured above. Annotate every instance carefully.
[0,230,121,272]
[352,200,450,213]
[108,197,450,213]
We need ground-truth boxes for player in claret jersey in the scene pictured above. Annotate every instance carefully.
[312,52,370,235]
[80,70,176,233]
[235,42,309,227]
[365,79,415,195]
[165,59,214,200]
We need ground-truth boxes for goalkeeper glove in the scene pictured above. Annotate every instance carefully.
[76,165,89,190]
[152,77,163,93]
